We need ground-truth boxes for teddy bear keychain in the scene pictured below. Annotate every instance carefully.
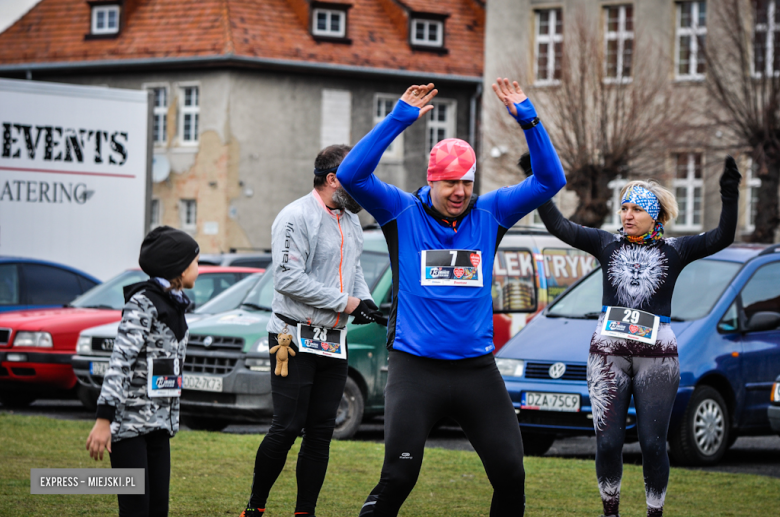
[270,327,296,377]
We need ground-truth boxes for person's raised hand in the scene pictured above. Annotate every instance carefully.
[400,84,438,119]
[492,78,528,117]
[720,155,741,201]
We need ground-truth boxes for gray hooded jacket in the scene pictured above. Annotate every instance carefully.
[267,190,371,339]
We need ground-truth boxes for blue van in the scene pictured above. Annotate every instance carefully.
[496,243,780,466]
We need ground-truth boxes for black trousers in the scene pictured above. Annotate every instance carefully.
[109,430,171,517]
[359,350,526,517]
[248,332,349,514]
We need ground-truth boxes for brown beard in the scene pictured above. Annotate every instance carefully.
[332,186,363,214]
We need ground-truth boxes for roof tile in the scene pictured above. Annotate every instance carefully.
[0,0,483,77]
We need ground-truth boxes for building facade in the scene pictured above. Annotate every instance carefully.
[482,0,777,241]
[0,0,485,252]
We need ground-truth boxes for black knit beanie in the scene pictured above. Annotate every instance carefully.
[139,226,200,280]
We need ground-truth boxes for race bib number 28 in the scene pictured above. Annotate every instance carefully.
[296,324,347,360]
[420,249,483,287]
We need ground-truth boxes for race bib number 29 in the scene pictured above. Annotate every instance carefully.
[600,306,660,345]
[420,249,483,287]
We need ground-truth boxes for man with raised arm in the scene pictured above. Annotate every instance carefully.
[336,79,566,516]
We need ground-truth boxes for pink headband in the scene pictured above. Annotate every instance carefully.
[427,138,476,182]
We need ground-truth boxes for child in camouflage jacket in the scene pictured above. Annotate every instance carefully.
[86,226,199,517]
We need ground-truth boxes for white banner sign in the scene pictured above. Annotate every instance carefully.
[0,79,149,280]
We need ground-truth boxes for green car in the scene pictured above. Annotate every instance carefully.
[180,230,392,439]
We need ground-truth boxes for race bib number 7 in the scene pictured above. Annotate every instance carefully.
[420,249,483,287]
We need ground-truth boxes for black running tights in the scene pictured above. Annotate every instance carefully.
[248,333,348,514]
[359,350,525,517]
[109,430,171,517]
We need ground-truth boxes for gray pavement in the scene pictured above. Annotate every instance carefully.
[5,399,780,478]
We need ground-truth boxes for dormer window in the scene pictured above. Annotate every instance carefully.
[312,8,346,38]
[91,4,120,35]
[411,18,444,48]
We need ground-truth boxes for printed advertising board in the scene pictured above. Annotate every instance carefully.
[0,79,151,280]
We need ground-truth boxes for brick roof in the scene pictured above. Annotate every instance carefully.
[0,0,484,78]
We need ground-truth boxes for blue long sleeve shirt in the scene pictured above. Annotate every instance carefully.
[338,98,566,359]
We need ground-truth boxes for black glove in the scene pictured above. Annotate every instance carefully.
[517,152,533,178]
[720,155,741,201]
[351,299,388,326]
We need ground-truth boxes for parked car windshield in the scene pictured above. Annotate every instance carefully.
[69,270,148,310]
[359,251,390,290]
[196,273,263,315]
[241,270,274,311]
[547,258,742,321]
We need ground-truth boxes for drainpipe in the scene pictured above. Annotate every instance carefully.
[469,82,482,148]
[469,82,483,192]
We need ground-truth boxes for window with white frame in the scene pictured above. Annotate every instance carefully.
[676,2,707,80]
[411,18,444,47]
[604,5,634,82]
[180,199,197,231]
[603,176,629,229]
[746,159,762,231]
[180,85,199,144]
[753,0,780,76]
[673,153,704,230]
[150,199,161,229]
[535,8,563,85]
[91,4,120,35]
[148,86,168,145]
[321,89,351,148]
[374,94,403,159]
[426,100,456,152]
[312,8,346,38]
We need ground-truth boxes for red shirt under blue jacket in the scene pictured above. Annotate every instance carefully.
[338,99,566,360]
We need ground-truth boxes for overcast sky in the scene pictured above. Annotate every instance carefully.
[0,0,41,33]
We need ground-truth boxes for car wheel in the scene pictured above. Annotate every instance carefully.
[522,432,555,456]
[76,385,98,412]
[181,416,230,432]
[669,386,730,466]
[332,376,364,441]
[0,392,37,408]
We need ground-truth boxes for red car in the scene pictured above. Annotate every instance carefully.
[0,266,261,408]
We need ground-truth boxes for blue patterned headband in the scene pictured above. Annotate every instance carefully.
[621,185,660,220]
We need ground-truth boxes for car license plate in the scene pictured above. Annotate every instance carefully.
[182,374,223,392]
[521,391,580,412]
[89,361,109,377]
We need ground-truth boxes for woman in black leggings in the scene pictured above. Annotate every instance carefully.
[535,157,740,517]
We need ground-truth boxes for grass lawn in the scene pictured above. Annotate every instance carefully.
[1,413,778,516]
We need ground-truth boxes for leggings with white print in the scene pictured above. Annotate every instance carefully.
[587,354,680,517]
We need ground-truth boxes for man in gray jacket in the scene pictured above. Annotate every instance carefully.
[241,144,383,517]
